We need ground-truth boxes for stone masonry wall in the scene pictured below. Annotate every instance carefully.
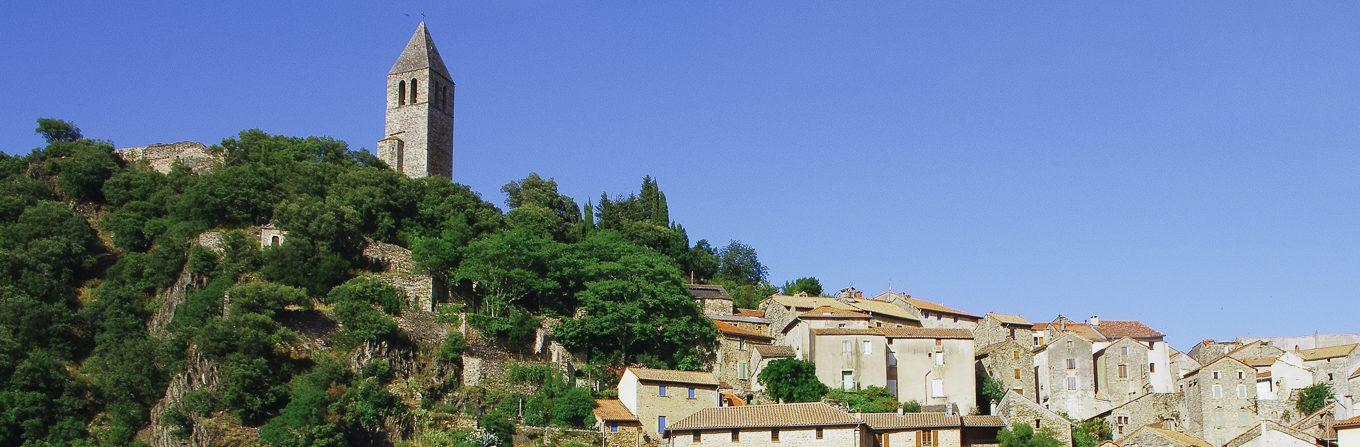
[117,141,221,174]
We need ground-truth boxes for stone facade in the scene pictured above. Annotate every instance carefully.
[976,339,1038,403]
[713,331,771,392]
[673,425,862,447]
[996,393,1074,447]
[1093,392,1182,439]
[1188,340,1239,366]
[1035,332,1107,419]
[379,22,454,179]
[258,224,285,248]
[361,239,444,312]
[618,368,720,440]
[1094,337,1153,406]
[117,141,220,174]
[1220,421,1317,447]
[876,427,963,447]
[1178,356,1258,445]
[973,313,1034,350]
[888,333,977,414]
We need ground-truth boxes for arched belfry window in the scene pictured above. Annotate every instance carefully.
[398,80,406,105]
[410,78,419,104]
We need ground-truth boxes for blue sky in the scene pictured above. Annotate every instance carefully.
[3,2,1357,348]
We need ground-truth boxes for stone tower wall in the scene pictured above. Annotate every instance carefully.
[383,68,453,179]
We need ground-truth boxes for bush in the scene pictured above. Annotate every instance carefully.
[326,275,403,315]
[550,386,596,428]
[468,307,539,349]
[999,423,1064,447]
[825,386,899,413]
[756,358,826,403]
[1297,383,1333,415]
[902,400,923,413]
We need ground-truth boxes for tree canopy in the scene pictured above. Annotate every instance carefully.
[756,358,827,403]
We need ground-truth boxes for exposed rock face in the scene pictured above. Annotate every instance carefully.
[144,345,225,447]
[148,267,199,336]
[117,142,221,174]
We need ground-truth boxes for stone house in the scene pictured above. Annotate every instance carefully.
[810,328,890,392]
[709,312,768,335]
[1219,420,1317,447]
[688,284,734,316]
[973,313,1034,349]
[1176,355,1258,445]
[873,292,982,330]
[665,402,865,447]
[1034,331,1108,419]
[1350,367,1360,413]
[1095,337,1153,406]
[617,367,721,439]
[1087,319,1174,394]
[781,306,872,360]
[976,338,1038,403]
[864,412,965,447]
[259,223,286,248]
[1170,348,1200,380]
[711,319,773,392]
[1298,343,1360,404]
[749,344,795,394]
[1289,403,1337,443]
[1187,340,1240,366]
[1114,425,1212,447]
[593,398,643,447]
[995,392,1074,447]
[1234,351,1311,402]
[883,327,978,414]
[1091,392,1183,439]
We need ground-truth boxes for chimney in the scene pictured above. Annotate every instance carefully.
[945,403,956,416]
[897,406,904,416]
[855,290,863,299]
[1088,315,1100,327]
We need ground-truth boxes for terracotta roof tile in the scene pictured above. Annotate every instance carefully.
[1093,320,1164,339]
[811,328,883,336]
[801,306,870,318]
[1350,366,1360,379]
[667,402,859,431]
[896,295,981,319]
[1140,426,1214,447]
[754,344,795,358]
[1336,415,1360,429]
[879,327,974,339]
[963,415,1005,427]
[712,320,773,341]
[734,308,765,318]
[627,367,720,386]
[863,412,961,430]
[592,399,637,422]
[1033,321,1106,341]
[986,312,1031,326]
[1298,343,1358,361]
[846,298,922,322]
[708,314,769,325]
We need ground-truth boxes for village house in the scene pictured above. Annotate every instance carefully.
[1336,415,1360,447]
[689,284,734,316]
[883,327,978,414]
[617,367,721,439]
[863,412,1004,447]
[1092,392,1183,439]
[1086,318,1174,394]
[1187,339,1240,366]
[665,402,865,447]
[710,319,774,392]
[810,327,891,392]
[593,399,643,447]
[749,344,796,394]
[873,291,982,330]
[763,294,921,341]
[1095,337,1154,407]
[1176,354,1258,445]
[1114,424,1213,447]
[782,305,873,360]
[1034,331,1108,419]
[973,313,1035,349]
[1298,343,1360,401]
[995,392,1075,447]
[1219,420,1318,447]
[976,338,1038,403]
[1229,348,1312,402]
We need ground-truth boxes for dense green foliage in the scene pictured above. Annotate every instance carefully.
[824,386,899,412]
[779,276,823,296]
[998,423,1064,447]
[757,359,828,403]
[1072,418,1111,447]
[980,376,1007,411]
[1297,383,1333,415]
[1,119,804,445]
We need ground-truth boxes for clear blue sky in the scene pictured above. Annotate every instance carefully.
[3,2,1357,349]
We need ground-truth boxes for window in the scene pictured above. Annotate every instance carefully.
[1214,410,1224,428]
[1115,416,1129,435]
[610,422,618,433]
[1121,346,1128,355]
[842,341,851,354]
[1236,371,1245,380]
[659,385,667,397]
[1149,363,1156,373]
[1014,368,1022,380]
[1013,351,1021,360]
[1237,384,1246,398]
[1034,419,1042,429]
[1328,373,1335,381]
[863,340,872,355]
[921,429,935,446]
[738,340,745,351]
[731,429,739,442]
[738,363,749,380]
[410,78,418,103]
[771,428,780,442]
[816,428,824,439]
[1118,364,1128,379]
[270,235,280,246]
[934,350,945,366]
[935,338,943,346]
[931,379,945,397]
[841,371,854,390]
[692,431,700,442]
[1067,376,1077,390]
[1213,371,1221,379]
[1066,358,1077,370]
[688,387,696,399]
[658,416,667,433]
[1212,384,1222,399]
[398,80,407,105]
[1010,328,1017,338]
[1066,340,1074,351]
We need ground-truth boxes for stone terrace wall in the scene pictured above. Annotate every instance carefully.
[117,141,221,174]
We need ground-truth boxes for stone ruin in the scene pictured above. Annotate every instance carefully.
[116,141,222,174]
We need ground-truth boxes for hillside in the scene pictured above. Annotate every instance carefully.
[0,119,778,447]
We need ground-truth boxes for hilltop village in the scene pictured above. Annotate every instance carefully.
[5,22,1359,447]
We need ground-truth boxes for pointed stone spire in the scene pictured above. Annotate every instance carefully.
[389,22,451,79]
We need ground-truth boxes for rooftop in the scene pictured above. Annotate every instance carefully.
[800,306,870,318]
[875,292,981,319]
[667,402,859,431]
[390,22,451,79]
[811,328,884,336]
[880,327,974,339]
[626,367,720,386]
[1136,425,1214,447]
[592,399,637,422]
[712,320,773,340]
[1093,320,1165,339]
[687,283,732,301]
[1336,415,1360,430]
[734,308,765,318]
[754,344,796,358]
[862,412,961,430]
[1298,343,1358,361]
[986,312,1031,326]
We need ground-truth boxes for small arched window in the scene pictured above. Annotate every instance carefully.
[270,235,280,247]
[394,140,404,171]
[410,78,418,104]
[398,80,406,105]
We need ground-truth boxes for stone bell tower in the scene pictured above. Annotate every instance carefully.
[377,22,454,179]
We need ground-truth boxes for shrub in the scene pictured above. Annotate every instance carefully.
[756,358,826,403]
[825,386,899,413]
[1297,383,1333,415]
[902,400,922,413]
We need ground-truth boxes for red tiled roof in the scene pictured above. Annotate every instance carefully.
[712,320,772,340]
[1093,320,1164,339]
[734,308,765,318]
[879,327,974,339]
[1336,415,1360,429]
[593,399,638,422]
[1034,321,1105,341]
[899,296,982,319]
[1350,366,1360,379]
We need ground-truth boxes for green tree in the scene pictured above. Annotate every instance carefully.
[715,240,766,285]
[686,239,719,282]
[779,277,823,296]
[1297,383,1333,415]
[1072,418,1111,447]
[453,227,564,312]
[980,376,1007,410]
[756,359,827,403]
[825,386,898,412]
[35,118,82,143]
[998,423,1064,447]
